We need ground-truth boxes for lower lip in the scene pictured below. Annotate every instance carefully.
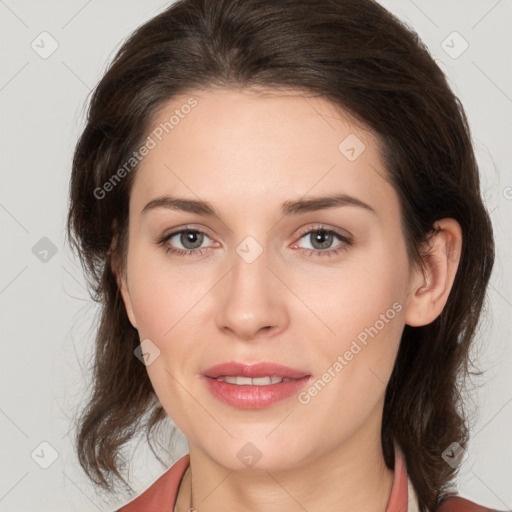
[203,375,312,409]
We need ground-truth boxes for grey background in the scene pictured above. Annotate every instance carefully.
[0,1,511,511]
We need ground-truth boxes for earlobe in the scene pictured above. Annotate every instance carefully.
[118,269,138,330]
[404,219,462,327]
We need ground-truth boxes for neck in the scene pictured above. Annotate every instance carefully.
[175,420,395,512]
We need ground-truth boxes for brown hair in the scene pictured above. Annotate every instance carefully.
[66,0,495,510]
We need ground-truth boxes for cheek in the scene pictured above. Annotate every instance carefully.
[128,279,171,339]
[124,251,207,404]
[125,248,200,339]
[294,244,407,346]
[125,259,198,428]
[300,243,407,405]
[295,296,405,446]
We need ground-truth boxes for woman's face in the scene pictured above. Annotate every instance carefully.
[118,87,421,471]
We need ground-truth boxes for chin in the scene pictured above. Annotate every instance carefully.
[197,435,312,473]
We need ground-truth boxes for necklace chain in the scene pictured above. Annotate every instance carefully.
[174,466,193,512]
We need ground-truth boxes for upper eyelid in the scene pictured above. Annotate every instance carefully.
[160,225,214,242]
[295,224,351,239]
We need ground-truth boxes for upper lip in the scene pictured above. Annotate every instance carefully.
[203,361,310,379]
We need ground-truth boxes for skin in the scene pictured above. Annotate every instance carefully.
[115,87,462,512]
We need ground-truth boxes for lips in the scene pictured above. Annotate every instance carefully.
[201,361,312,409]
[203,361,310,380]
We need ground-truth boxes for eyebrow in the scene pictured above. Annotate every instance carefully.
[141,193,377,217]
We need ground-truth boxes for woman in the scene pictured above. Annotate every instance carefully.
[66,0,502,510]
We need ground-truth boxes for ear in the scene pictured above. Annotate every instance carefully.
[404,218,462,327]
[110,234,138,330]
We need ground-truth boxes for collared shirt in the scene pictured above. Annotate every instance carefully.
[115,447,496,511]
[390,446,421,511]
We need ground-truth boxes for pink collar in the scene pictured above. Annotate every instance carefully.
[385,446,411,511]
[117,445,417,511]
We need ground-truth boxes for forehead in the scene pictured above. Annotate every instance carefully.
[130,87,397,221]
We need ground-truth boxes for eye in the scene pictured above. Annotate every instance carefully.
[157,227,217,257]
[292,226,353,258]
[156,224,353,258]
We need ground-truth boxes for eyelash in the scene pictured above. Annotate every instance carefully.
[156,224,353,259]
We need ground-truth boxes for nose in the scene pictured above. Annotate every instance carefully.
[215,247,288,341]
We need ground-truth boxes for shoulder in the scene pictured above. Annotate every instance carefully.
[115,454,190,512]
[438,496,508,512]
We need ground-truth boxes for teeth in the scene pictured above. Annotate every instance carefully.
[215,375,295,385]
